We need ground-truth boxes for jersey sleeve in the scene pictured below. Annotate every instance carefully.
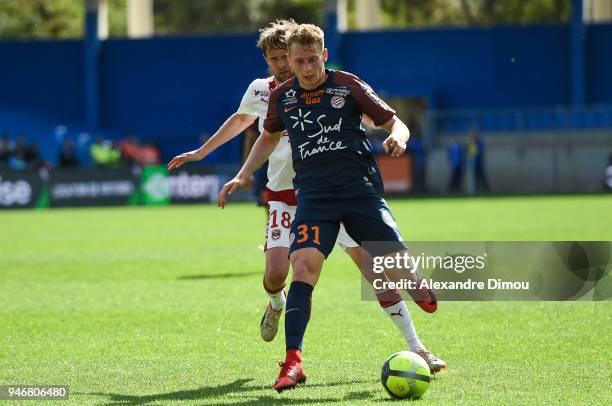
[236,80,258,116]
[263,88,286,133]
[349,75,396,126]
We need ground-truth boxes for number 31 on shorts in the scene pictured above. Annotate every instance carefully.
[296,224,321,245]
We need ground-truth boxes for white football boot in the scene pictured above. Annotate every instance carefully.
[415,348,447,373]
[260,303,283,342]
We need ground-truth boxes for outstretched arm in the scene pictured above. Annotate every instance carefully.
[167,113,257,170]
[218,129,281,208]
[381,115,410,157]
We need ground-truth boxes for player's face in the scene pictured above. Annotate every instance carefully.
[288,42,328,90]
[265,47,292,83]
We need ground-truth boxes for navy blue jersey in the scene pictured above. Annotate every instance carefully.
[264,69,395,199]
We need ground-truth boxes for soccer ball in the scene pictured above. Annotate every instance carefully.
[381,351,431,399]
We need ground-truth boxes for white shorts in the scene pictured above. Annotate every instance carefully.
[265,201,296,250]
[265,201,359,250]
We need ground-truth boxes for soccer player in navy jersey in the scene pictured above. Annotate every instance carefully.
[219,23,445,392]
[168,20,436,350]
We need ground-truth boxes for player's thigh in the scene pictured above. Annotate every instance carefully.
[344,246,380,284]
[342,196,407,256]
[290,198,342,259]
[265,201,296,250]
[338,224,379,281]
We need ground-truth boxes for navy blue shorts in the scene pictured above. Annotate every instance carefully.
[289,195,406,258]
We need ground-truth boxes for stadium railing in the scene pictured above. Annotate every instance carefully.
[429,104,612,141]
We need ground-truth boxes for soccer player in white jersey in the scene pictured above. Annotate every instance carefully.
[167,20,443,373]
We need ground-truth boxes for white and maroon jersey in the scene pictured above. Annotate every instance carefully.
[237,76,295,196]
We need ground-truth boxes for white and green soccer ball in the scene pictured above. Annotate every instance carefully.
[381,351,431,399]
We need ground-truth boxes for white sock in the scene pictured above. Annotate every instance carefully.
[383,301,423,351]
[267,288,286,310]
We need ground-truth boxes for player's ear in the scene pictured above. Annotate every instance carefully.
[322,48,328,62]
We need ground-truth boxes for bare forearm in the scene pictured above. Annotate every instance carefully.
[199,113,256,158]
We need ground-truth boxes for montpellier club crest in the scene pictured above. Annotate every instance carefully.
[330,95,345,109]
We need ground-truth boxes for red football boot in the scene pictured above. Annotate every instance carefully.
[274,350,307,392]
[407,284,438,313]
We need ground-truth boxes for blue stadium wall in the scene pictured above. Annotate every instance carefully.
[1,23,611,163]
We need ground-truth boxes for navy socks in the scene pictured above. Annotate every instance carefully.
[284,281,314,351]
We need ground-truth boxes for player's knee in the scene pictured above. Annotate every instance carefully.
[291,258,318,279]
[290,248,324,283]
[265,248,290,285]
[265,264,288,287]
[291,260,308,276]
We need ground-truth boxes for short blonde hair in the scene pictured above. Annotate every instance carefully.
[287,24,325,53]
[257,19,297,57]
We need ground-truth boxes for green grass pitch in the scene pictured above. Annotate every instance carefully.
[1,195,611,404]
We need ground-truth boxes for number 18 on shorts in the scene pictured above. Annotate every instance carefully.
[266,201,296,250]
